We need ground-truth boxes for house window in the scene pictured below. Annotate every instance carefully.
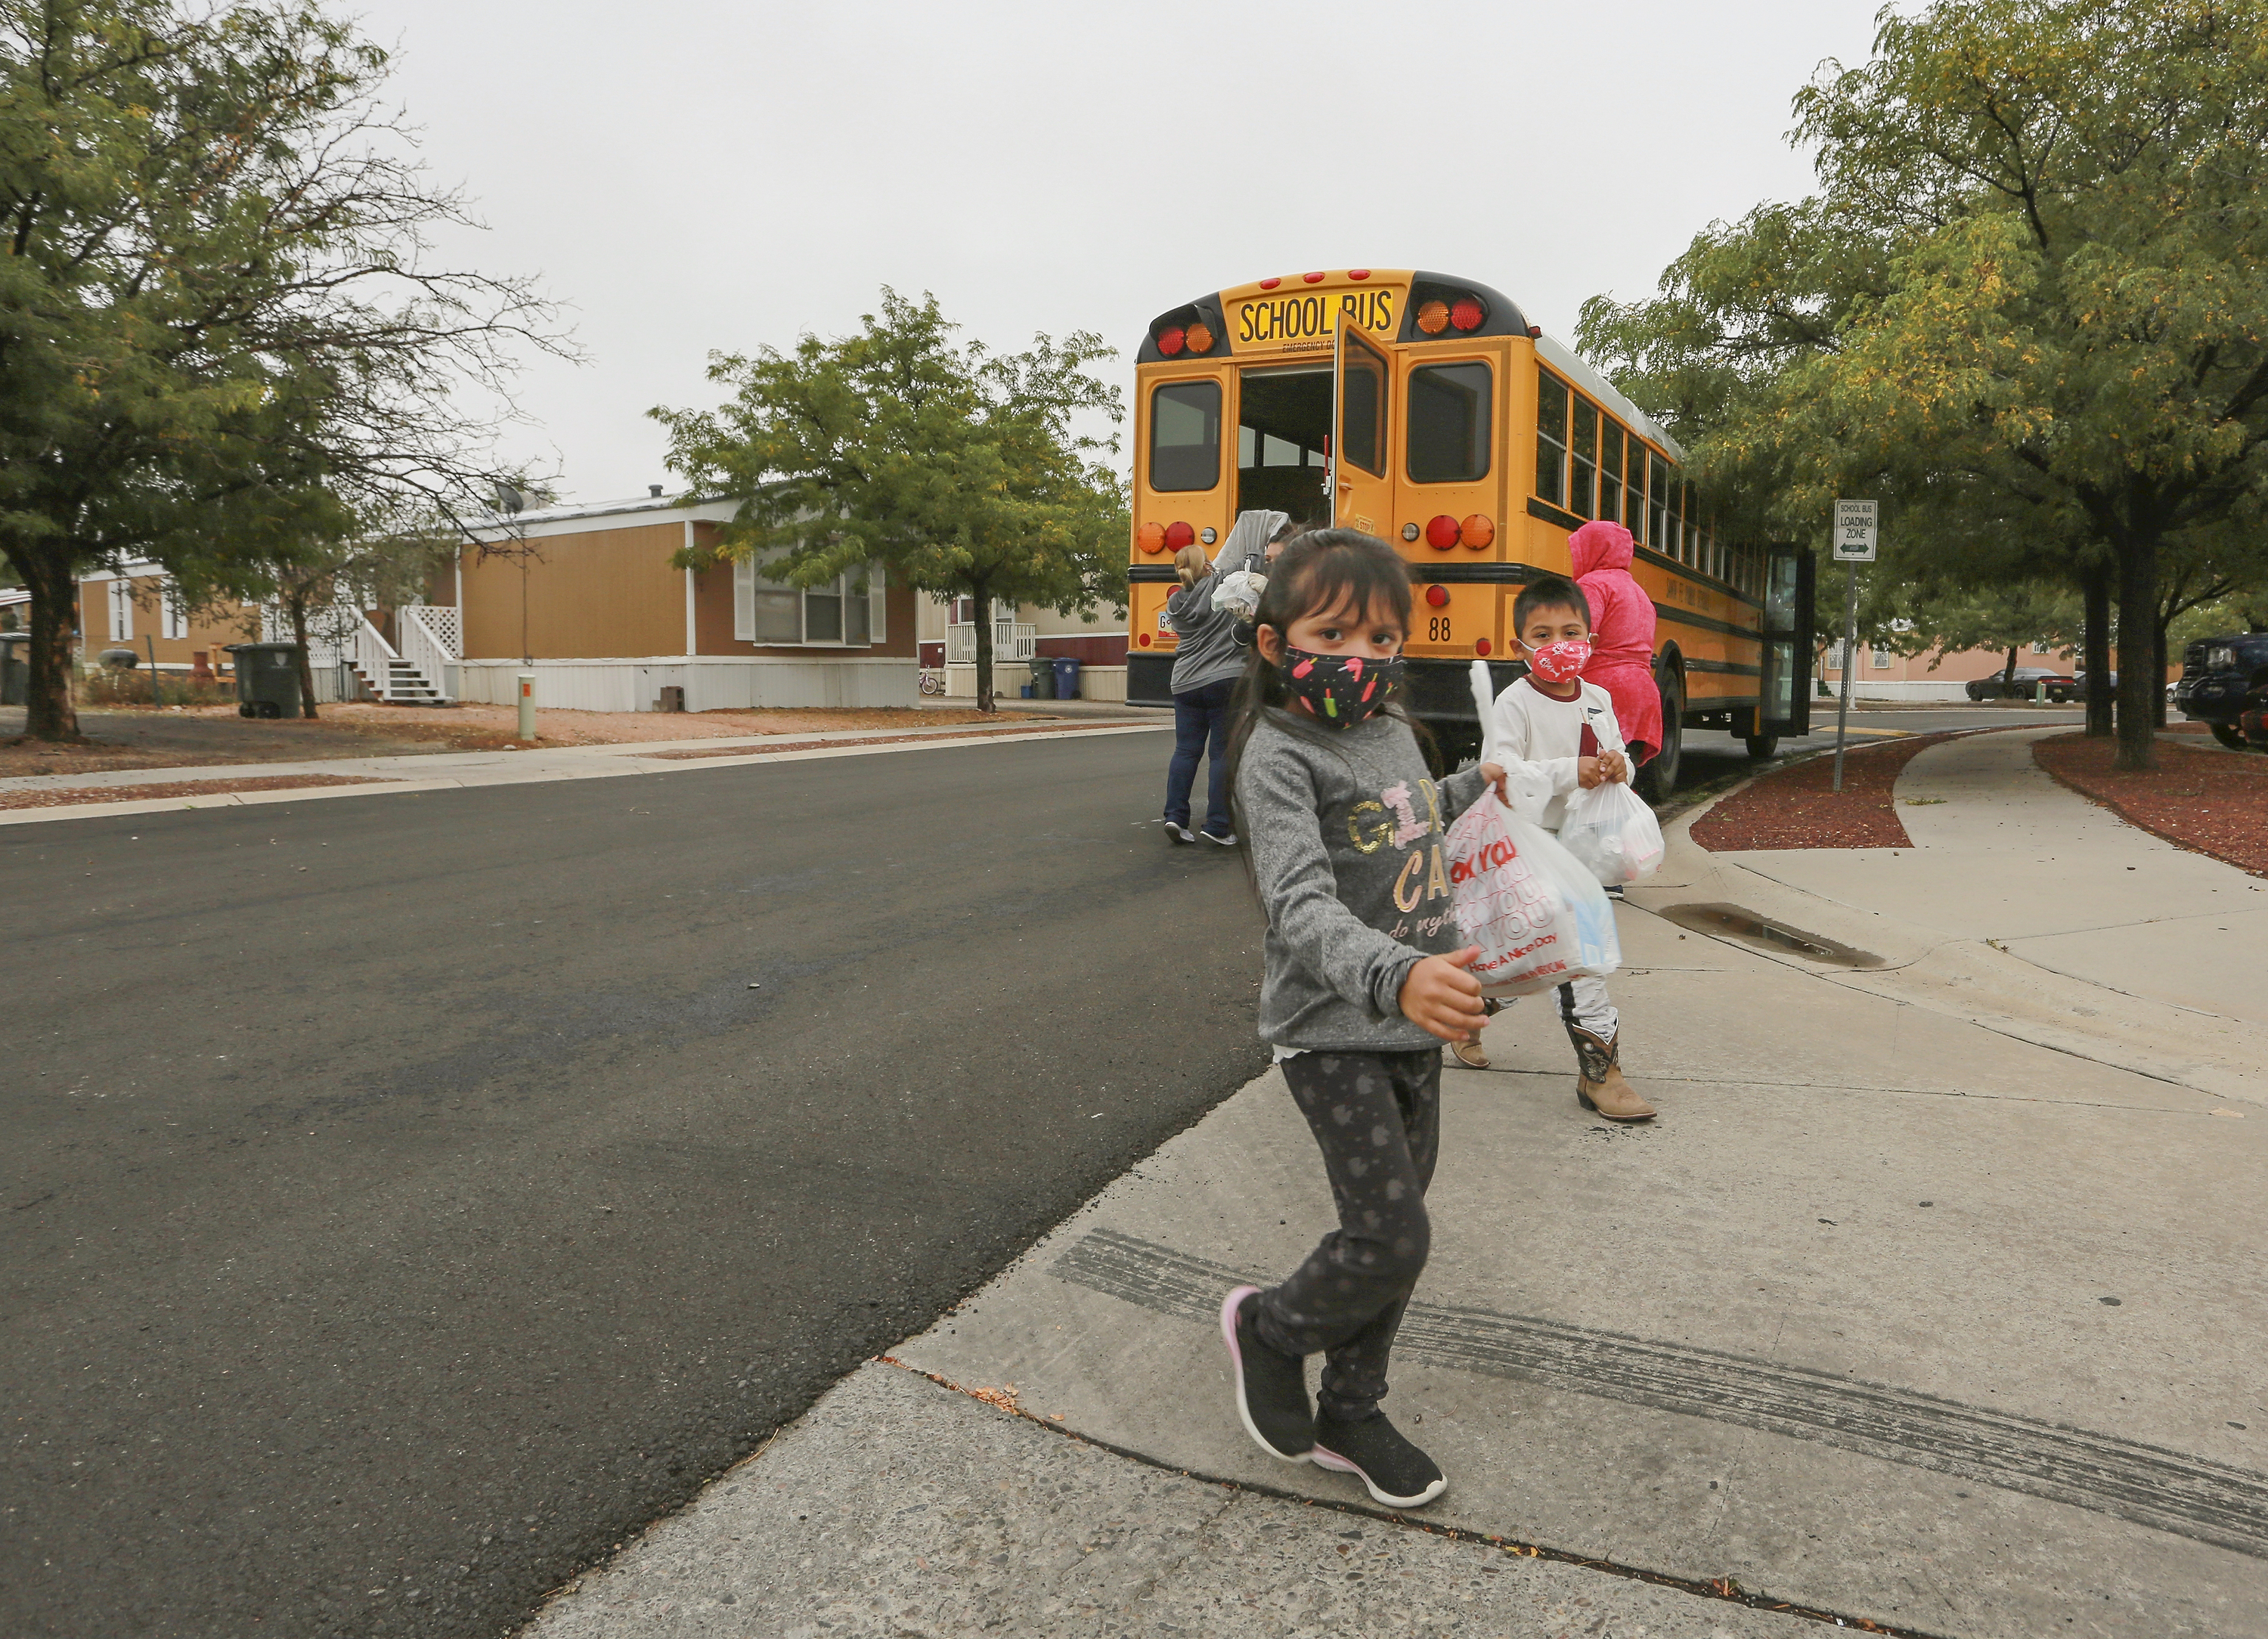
[733,559,883,646]
[161,581,188,640]
[1826,640,1848,671]
[1871,646,1892,670]
[108,579,134,640]
[2031,641,2050,655]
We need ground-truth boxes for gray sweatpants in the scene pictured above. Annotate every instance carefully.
[1253,1048,1439,1421]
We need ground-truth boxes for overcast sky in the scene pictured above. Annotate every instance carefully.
[358,0,1894,504]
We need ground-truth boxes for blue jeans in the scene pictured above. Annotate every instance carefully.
[1164,677,1235,835]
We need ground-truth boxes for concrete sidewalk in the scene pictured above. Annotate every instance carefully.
[0,715,1167,825]
[522,728,2266,1638]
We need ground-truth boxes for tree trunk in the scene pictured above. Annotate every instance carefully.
[971,578,994,713]
[2002,647,2019,686]
[288,599,321,720]
[18,550,83,742]
[2114,536,2158,772]
[2081,559,2113,738]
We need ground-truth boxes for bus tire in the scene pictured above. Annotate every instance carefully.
[1636,672,1683,801]
[1743,733,1778,759]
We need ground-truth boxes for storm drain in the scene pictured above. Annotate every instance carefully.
[1657,903,1884,969]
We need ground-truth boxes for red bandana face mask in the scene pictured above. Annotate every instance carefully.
[1528,640,1592,684]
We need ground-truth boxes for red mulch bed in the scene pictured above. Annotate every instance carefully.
[0,773,386,810]
[1690,733,1971,852]
[2033,733,2268,878]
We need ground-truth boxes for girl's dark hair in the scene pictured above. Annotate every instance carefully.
[1223,528,1431,856]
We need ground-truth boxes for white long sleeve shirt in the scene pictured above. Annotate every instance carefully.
[1487,676,1626,832]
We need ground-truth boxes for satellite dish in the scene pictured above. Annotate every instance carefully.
[494,483,526,516]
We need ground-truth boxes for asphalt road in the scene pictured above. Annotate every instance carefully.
[2,732,1269,1638]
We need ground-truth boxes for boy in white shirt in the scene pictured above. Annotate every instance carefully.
[1460,575,1655,1122]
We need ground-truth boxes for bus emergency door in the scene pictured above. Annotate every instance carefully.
[1760,543,1814,736]
[1332,322,1393,534]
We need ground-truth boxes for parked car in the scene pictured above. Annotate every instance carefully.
[1966,666,2074,701]
[2172,634,2268,749]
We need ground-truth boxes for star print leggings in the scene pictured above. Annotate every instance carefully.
[1253,1047,1439,1422]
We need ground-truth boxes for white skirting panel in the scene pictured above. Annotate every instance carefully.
[941,662,1129,702]
[456,657,919,712]
[1817,679,1979,702]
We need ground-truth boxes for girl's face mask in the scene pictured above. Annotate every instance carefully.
[1278,647,1402,726]
[1527,640,1592,684]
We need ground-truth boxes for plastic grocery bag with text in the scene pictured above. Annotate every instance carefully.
[1445,793,1622,997]
[1558,779,1665,885]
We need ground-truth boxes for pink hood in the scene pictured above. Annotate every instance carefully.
[1567,519,1634,579]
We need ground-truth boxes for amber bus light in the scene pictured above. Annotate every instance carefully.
[1460,514,1495,549]
[1184,323,1215,354]
[1415,300,1449,336]
[1137,522,1168,554]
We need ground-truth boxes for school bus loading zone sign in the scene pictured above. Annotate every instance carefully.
[1232,287,1399,353]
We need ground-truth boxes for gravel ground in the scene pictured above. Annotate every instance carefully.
[1687,733,1965,851]
[2033,731,2268,877]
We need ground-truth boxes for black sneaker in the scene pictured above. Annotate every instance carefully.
[1219,1286,1312,1461]
[1312,1409,1446,1507]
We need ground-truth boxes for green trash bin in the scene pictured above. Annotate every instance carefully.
[1028,656,1057,700]
[0,632,27,707]
[223,640,304,719]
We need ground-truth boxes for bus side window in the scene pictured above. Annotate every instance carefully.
[1570,399,1598,520]
[1598,423,1624,525]
[1535,371,1568,507]
[1624,441,1647,538]
[1151,382,1222,492]
[1407,362,1492,484]
[1649,454,1672,552]
[1341,349,1386,476]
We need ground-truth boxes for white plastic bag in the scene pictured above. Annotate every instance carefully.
[1211,569,1266,619]
[1445,792,1622,997]
[1558,779,1665,885]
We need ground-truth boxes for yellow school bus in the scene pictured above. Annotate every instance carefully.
[1125,268,1814,788]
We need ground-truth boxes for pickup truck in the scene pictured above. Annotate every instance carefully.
[2173,634,2268,748]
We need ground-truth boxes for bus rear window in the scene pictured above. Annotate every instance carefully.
[1151,382,1221,491]
[1406,363,1492,484]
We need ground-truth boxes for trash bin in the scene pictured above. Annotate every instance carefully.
[0,633,27,706]
[223,640,304,719]
[1052,656,1083,701]
[1027,656,1057,700]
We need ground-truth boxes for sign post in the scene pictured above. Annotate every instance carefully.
[1831,500,1878,792]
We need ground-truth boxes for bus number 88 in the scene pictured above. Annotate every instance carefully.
[1427,615,1452,642]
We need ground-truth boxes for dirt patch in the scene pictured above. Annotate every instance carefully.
[1690,734,1966,852]
[0,774,387,810]
[2032,733,2268,877]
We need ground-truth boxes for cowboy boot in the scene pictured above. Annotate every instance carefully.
[1566,1023,1655,1120]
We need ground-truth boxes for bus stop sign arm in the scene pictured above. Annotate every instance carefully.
[1831,500,1877,794]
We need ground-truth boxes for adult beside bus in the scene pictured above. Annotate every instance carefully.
[1162,510,1290,844]
[1567,519,1661,770]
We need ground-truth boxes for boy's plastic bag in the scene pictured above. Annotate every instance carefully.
[1445,792,1622,997]
[1558,779,1665,885]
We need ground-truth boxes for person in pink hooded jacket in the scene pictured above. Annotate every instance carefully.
[1566,519,1661,767]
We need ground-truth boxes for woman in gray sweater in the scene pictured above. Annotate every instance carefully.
[1160,509,1289,843]
[1216,529,1507,1512]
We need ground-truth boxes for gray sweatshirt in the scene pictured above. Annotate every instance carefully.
[1236,709,1489,1052]
[1166,572,1245,693]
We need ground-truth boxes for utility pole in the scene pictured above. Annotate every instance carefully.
[1831,500,1878,792]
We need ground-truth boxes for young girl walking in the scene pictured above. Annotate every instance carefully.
[1217,528,1506,1510]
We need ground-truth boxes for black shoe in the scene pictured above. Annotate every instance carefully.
[1312,1409,1445,1507]
[1219,1286,1312,1461]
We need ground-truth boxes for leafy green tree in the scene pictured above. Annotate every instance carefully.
[652,290,1126,711]
[1582,0,2268,767]
[0,0,562,742]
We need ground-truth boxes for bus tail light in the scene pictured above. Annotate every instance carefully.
[1425,584,1449,608]
[1155,326,1186,357]
[1138,631,1153,646]
[1450,298,1485,332]
[1460,514,1495,549]
[1165,521,1196,550]
[1137,522,1167,553]
[1425,515,1461,550]
[1475,638,1493,657]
